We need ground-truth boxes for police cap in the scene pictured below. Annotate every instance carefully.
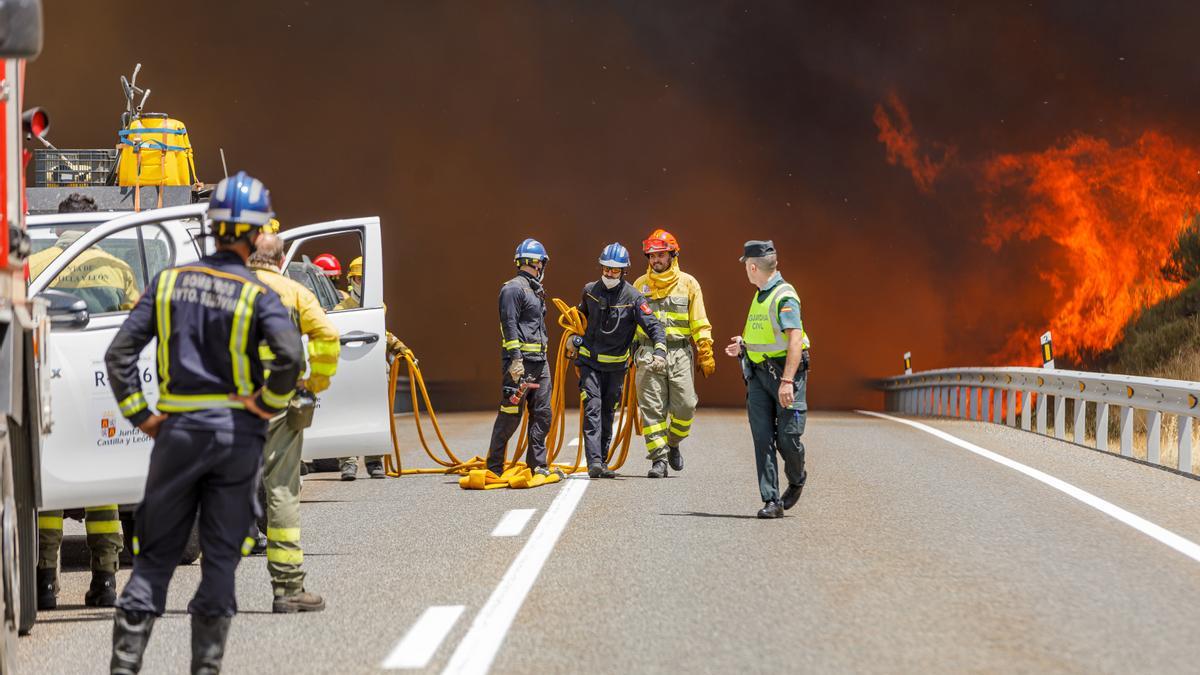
[739,239,776,262]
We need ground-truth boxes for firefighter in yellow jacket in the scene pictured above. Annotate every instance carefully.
[633,229,716,478]
[29,194,140,313]
[334,255,406,479]
[248,232,340,612]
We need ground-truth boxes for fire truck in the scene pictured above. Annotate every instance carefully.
[0,0,48,665]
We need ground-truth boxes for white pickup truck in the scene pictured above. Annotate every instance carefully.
[26,203,393,510]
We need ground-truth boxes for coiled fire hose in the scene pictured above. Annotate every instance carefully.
[381,297,642,487]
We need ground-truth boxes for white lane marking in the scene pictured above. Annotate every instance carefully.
[443,476,590,675]
[491,509,536,537]
[568,437,579,447]
[382,605,466,670]
[859,410,1200,564]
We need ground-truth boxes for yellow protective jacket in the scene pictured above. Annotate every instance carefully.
[334,293,404,355]
[42,247,141,313]
[633,264,712,347]
[252,266,340,393]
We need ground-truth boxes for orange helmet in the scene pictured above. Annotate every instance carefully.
[642,228,680,256]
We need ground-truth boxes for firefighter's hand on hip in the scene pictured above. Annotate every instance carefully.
[778,379,795,408]
[137,413,168,439]
[724,336,744,357]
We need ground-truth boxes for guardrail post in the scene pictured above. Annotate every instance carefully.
[1179,416,1193,472]
[1095,403,1109,451]
[1021,391,1032,431]
[990,388,1000,423]
[1006,389,1017,427]
[1119,406,1134,457]
[935,387,944,415]
[1036,392,1047,434]
[950,386,958,417]
[1146,410,1162,464]
[977,388,986,421]
[1073,399,1087,445]
[1054,396,1066,439]
[921,388,932,415]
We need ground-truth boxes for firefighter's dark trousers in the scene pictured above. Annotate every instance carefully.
[580,363,626,467]
[115,418,263,617]
[487,358,552,474]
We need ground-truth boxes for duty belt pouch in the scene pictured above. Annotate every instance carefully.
[286,390,317,431]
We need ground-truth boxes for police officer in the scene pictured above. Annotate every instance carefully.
[724,240,810,519]
[36,194,125,611]
[335,255,405,480]
[105,172,303,674]
[248,232,339,613]
[569,243,667,478]
[486,239,553,476]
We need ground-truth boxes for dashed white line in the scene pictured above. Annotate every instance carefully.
[382,605,465,670]
[859,410,1200,564]
[491,509,536,537]
[442,476,590,675]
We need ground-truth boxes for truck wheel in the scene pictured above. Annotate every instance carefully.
[5,412,36,637]
[0,427,20,672]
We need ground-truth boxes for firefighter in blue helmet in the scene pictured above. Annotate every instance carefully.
[567,243,668,478]
[104,171,304,675]
[486,238,554,476]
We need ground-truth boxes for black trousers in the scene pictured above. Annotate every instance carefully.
[115,418,263,617]
[579,363,626,467]
[746,364,807,503]
[486,358,552,474]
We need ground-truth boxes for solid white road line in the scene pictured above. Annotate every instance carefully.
[859,410,1200,564]
[382,605,466,670]
[442,476,590,675]
[491,508,536,537]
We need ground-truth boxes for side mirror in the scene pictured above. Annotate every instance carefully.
[41,288,90,330]
[0,0,42,58]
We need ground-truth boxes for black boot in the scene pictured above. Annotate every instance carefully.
[647,459,668,478]
[756,500,784,519]
[667,446,684,471]
[191,614,232,675]
[85,570,118,607]
[36,567,56,610]
[111,608,156,674]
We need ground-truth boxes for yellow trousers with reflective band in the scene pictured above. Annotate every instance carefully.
[635,345,698,461]
[263,415,306,594]
[38,506,123,575]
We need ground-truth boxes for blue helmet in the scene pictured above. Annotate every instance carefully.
[599,242,630,268]
[208,171,274,238]
[514,238,549,263]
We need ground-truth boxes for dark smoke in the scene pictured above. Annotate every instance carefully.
[27,1,1200,409]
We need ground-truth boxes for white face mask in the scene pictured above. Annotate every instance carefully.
[350,280,362,301]
[601,276,620,289]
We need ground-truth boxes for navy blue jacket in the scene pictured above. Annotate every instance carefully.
[577,280,666,372]
[105,250,303,434]
[498,271,549,362]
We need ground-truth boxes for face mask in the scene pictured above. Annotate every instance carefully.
[350,280,362,302]
[601,276,620,289]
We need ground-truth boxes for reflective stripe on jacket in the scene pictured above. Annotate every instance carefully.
[633,269,712,346]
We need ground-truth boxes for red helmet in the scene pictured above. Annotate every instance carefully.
[642,228,680,256]
[313,253,342,277]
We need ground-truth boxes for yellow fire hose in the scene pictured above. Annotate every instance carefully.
[381,297,643,488]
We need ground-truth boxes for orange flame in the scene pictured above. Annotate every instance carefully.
[873,92,955,193]
[982,131,1200,363]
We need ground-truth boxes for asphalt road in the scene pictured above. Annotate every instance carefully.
[16,410,1200,673]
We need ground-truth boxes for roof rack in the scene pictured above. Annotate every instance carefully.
[26,185,212,215]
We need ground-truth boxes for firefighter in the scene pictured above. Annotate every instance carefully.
[485,238,554,476]
[334,255,406,480]
[568,243,667,478]
[313,252,349,302]
[28,193,139,312]
[35,194,126,611]
[104,172,303,674]
[724,240,810,519]
[632,229,715,478]
[247,232,339,613]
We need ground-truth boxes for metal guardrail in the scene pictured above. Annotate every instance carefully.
[880,367,1200,475]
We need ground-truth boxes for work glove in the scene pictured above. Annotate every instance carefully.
[696,339,716,378]
[648,351,668,375]
[305,374,331,394]
[508,358,525,382]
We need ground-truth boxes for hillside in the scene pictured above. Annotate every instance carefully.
[1101,277,1200,380]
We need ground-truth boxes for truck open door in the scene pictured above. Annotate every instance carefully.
[279,217,392,461]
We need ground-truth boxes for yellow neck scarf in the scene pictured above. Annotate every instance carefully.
[645,258,680,300]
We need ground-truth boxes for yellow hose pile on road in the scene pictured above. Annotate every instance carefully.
[381,297,642,489]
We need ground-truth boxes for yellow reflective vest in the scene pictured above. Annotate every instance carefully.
[252,266,340,393]
[633,268,712,346]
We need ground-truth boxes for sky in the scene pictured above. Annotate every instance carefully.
[26,1,1200,409]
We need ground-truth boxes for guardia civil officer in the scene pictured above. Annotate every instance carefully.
[724,240,810,519]
[485,239,554,476]
[105,172,303,674]
[567,243,667,478]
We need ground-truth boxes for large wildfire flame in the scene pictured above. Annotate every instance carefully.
[875,95,1200,364]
